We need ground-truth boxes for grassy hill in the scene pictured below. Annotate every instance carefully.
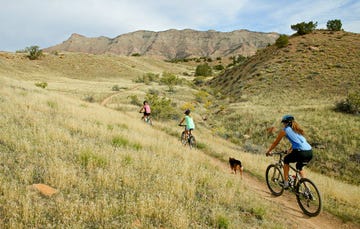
[0,45,359,228]
[207,30,360,185]
[209,30,359,101]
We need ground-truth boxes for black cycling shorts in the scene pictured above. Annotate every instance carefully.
[284,149,313,170]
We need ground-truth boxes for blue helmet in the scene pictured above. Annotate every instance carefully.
[281,115,294,123]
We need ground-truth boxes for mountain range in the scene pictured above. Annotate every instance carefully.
[44,29,279,60]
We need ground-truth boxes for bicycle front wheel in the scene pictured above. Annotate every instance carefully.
[181,131,187,145]
[189,135,196,149]
[296,178,322,217]
[265,164,284,196]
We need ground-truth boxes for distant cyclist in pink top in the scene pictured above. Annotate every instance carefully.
[139,100,152,125]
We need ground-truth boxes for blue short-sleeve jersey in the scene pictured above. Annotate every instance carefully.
[284,126,311,150]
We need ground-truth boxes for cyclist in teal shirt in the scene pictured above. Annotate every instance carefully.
[266,115,313,189]
[179,109,195,137]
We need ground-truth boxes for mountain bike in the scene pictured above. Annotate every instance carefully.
[140,112,152,125]
[144,116,152,125]
[179,124,196,148]
[265,151,322,217]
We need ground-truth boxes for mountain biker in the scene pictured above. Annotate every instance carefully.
[179,109,195,137]
[266,115,313,189]
[139,100,152,124]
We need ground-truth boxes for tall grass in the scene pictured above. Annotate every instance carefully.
[0,76,289,228]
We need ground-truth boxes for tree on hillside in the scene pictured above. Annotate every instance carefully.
[160,72,181,92]
[145,93,178,120]
[195,63,212,77]
[291,21,317,35]
[26,46,43,60]
[275,34,289,48]
[327,19,342,31]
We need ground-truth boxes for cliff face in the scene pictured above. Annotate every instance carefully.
[45,29,279,59]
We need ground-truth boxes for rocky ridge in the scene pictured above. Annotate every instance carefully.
[45,29,279,59]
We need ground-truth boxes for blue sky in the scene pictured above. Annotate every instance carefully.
[1,0,359,52]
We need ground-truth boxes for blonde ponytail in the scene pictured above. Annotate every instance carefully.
[291,121,305,135]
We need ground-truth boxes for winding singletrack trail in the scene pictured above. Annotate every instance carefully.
[100,85,142,106]
[100,92,119,106]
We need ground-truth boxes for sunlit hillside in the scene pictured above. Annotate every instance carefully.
[209,30,360,101]
[207,30,360,185]
[0,50,359,228]
[0,52,194,80]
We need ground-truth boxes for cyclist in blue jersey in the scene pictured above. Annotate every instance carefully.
[266,115,313,189]
[179,109,195,137]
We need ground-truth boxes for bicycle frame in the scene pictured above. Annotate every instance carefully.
[179,124,196,148]
[140,112,152,125]
[273,151,302,190]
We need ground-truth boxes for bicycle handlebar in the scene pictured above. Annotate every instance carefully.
[267,150,287,157]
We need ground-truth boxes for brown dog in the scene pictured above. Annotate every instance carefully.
[229,157,243,178]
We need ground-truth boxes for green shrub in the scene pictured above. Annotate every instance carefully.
[291,21,317,35]
[131,53,141,56]
[134,72,159,85]
[195,90,210,103]
[335,92,360,114]
[47,100,58,109]
[327,19,342,31]
[34,82,48,89]
[26,46,43,60]
[112,85,120,91]
[229,55,247,66]
[147,88,159,95]
[193,76,206,86]
[84,95,95,103]
[213,64,224,71]
[216,215,229,229]
[195,63,212,76]
[128,95,141,106]
[78,149,107,169]
[145,93,178,120]
[112,136,129,147]
[160,72,181,92]
[275,34,289,48]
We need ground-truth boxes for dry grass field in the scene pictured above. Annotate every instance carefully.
[0,38,359,228]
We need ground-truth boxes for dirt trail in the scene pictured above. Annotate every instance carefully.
[100,92,120,106]
[100,85,141,106]
[205,154,358,229]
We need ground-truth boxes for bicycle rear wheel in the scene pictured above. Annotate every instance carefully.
[296,178,322,217]
[181,131,187,145]
[144,117,152,125]
[188,135,196,149]
[265,164,284,196]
